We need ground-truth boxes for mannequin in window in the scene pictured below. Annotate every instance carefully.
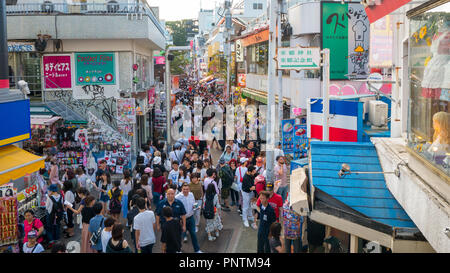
[428,111,450,154]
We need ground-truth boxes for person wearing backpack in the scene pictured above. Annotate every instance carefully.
[45,184,64,244]
[217,158,233,211]
[88,202,105,253]
[108,180,123,221]
[203,183,223,241]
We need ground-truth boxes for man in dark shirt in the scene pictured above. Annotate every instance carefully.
[160,206,182,253]
[248,141,260,165]
[256,191,276,253]
[155,188,186,233]
[95,159,109,183]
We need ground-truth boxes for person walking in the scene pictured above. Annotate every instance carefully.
[269,222,285,253]
[62,181,75,238]
[228,159,240,208]
[108,180,123,221]
[120,169,133,222]
[80,195,96,253]
[151,167,166,206]
[133,197,156,253]
[140,174,153,208]
[189,173,203,233]
[203,183,223,241]
[49,158,61,186]
[101,217,115,253]
[256,191,276,253]
[282,200,302,253]
[155,188,186,235]
[106,224,133,253]
[176,183,202,253]
[22,210,44,247]
[76,167,88,189]
[274,156,289,203]
[217,158,233,211]
[241,165,257,228]
[160,206,182,253]
[45,184,64,244]
[256,182,283,223]
[88,202,105,253]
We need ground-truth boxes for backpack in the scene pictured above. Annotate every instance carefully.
[109,188,122,214]
[49,195,64,225]
[203,195,215,219]
[219,166,233,187]
[89,217,104,246]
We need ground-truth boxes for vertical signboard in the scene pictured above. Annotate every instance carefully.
[369,15,393,68]
[43,55,72,89]
[322,2,370,80]
[75,52,116,85]
[281,119,295,154]
[293,125,308,160]
[116,98,136,125]
[236,39,244,62]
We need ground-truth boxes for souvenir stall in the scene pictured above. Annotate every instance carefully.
[0,184,19,253]
[23,116,63,156]
[87,112,132,175]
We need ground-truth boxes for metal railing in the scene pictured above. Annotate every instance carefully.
[6,2,165,36]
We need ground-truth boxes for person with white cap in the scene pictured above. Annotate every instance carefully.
[22,231,45,253]
[235,157,249,215]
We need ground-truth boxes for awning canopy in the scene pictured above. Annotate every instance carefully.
[241,87,290,105]
[30,116,62,128]
[0,145,45,186]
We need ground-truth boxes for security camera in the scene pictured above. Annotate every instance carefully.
[338,163,351,178]
[17,80,30,98]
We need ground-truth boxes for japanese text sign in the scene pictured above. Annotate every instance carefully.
[322,2,370,80]
[277,47,320,70]
[43,55,72,89]
[75,52,116,85]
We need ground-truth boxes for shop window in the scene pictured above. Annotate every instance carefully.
[8,52,42,97]
[246,42,268,75]
[408,3,449,176]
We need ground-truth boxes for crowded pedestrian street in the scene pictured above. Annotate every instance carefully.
[0,0,448,260]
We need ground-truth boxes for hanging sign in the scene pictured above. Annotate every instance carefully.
[278,47,321,70]
[293,125,308,160]
[321,2,370,80]
[281,119,295,154]
[236,39,244,62]
[116,98,136,125]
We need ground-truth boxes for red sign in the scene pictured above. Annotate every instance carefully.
[237,74,246,87]
[148,88,155,105]
[154,56,165,65]
[43,55,72,89]
[364,0,412,24]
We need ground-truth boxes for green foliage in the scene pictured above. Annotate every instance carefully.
[170,51,190,75]
[166,21,188,46]
[208,53,227,79]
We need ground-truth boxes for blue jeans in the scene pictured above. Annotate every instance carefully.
[185,216,200,252]
[140,243,154,253]
[277,185,289,203]
[152,192,161,206]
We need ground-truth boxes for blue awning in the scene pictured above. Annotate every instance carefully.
[310,141,417,229]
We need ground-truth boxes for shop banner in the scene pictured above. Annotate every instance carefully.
[148,87,156,105]
[116,98,136,125]
[242,28,269,47]
[236,39,244,62]
[8,42,35,52]
[281,119,295,154]
[75,52,115,85]
[369,15,393,68]
[363,0,412,24]
[322,2,370,80]
[43,55,72,89]
[293,125,308,160]
[237,74,246,87]
[154,56,165,65]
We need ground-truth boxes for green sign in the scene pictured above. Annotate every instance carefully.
[278,47,320,70]
[321,2,370,80]
[75,52,116,85]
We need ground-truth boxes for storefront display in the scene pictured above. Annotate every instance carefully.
[282,119,295,154]
[293,125,308,160]
[407,2,449,176]
[0,185,19,252]
[24,116,63,156]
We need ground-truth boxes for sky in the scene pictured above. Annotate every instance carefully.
[147,0,218,21]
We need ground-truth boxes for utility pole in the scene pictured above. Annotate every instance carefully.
[266,0,277,183]
[321,48,330,141]
[224,0,232,103]
[0,0,9,91]
[277,0,283,142]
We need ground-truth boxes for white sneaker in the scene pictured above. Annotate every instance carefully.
[215,230,220,237]
[243,220,249,227]
[251,222,258,230]
[195,226,198,233]
[196,250,204,253]
[208,235,216,241]
[183,236,188,243]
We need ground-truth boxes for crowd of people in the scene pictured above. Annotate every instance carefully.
[20,80,306,254]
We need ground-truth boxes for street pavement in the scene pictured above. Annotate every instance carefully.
[58,143,258,253]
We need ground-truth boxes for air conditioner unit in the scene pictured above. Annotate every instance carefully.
[368,100,388,127]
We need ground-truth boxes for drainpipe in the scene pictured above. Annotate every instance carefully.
[0,0,9,91]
